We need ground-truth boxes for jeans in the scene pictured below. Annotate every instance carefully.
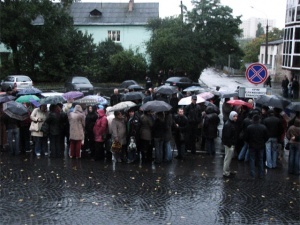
[33,136,48,156]
[288,143,300,175]
[154,138,164,163]
[163,140,172,162]
[249,148,264,177]
[205,138,215,155]
[238,143,249,161]
[223,145,234,176]
[7,128,20,155]
[265,138,278,168]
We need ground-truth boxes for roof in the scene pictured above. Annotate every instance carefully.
[33,2,159,26]
[262,39,283,46]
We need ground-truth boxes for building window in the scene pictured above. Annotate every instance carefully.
[108,30,120,42]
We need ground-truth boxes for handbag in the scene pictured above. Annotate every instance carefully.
[111,140,122,154]
[40,122,49,136]
[29,121,39,132]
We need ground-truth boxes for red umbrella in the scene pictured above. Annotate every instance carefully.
[227,99,253,109]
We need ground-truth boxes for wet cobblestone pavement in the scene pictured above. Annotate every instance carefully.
[0,149,299,225]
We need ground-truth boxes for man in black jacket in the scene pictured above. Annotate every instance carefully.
[263,109,284,169]
[222,111,238,177]
[244,114,269,179]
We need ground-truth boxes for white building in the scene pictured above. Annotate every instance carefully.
[282,0,300,79]
[240,17,276,39]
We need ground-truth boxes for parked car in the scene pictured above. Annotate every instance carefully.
[1,75,33,92]
[64,76,94,95]
[164,76,200,90]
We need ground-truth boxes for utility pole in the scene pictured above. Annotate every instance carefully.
[180,1,183,23]
[265,20,269,66]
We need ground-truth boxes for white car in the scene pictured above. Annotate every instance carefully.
[1,75,33,91]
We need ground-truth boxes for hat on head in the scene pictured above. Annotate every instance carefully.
[192,95,197,100]
[229,111,238,121]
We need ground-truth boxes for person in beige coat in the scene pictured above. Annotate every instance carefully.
[68,105,85,159]
[30,104,48,157]
[111,111,127,162]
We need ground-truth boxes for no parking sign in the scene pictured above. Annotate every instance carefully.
[245,63,268,85]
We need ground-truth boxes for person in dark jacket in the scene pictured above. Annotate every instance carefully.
[110,89,122,106]
[1,113,20,156]
[263,109,284,169]
[173,108,188,159]
[45,104,64,158]
[222,111,238,177]
[244,114,269,178]
[291,78,299,99]
[281,75,289,98]
[184,95,202,154]
[153,112,166,164]
[203,106,220,155]
[126,108,140,163]
[85,105,98,158]
[163,111,174,162]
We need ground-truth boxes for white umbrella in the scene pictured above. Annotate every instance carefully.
[178,95,205,105]
[108,101,136,112]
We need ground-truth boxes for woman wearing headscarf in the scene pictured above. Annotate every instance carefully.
[30,104,48,157]
[68,105,85,159]
[93,109,108,160]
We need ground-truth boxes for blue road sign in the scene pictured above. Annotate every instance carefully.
[245,63,268,85]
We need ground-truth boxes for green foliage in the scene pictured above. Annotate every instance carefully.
[109,49,147,82]
[146,0,243,81]
[256,23,265,38]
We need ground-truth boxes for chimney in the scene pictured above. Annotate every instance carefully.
[128,0,134,12]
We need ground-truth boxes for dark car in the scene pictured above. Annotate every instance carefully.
[64,76,94,95]
[164,76,200,90]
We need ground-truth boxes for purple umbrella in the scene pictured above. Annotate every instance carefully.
[62,91,84,100]
[0,95,16,103]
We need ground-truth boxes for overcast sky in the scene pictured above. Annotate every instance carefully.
[84,0,286,29]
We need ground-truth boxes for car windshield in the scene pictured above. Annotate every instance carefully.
[73,77,90,84]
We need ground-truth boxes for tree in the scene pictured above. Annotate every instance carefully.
[256,23,265,37]
[109,49,147,82]
[146,0,243,81]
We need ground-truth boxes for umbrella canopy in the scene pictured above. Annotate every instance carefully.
[227,99,253,109]
[198,92,214,100]
[183,86,206,92]
[140,100,172,112]
[3,101,29,120]
[121,92,145,101]
[76,95,108,105]
[255,95,291,109]
[127,84,145,91]
[178,95,205,106]
[120,80,138,88]
[0,95,15,103]
[108,101,137,112]
[16,87,42,96]
[15,95,40,103]
[219,90,239,98]
[40,95,66,105]
[156,85,178,95]
[286,102,300,112]
[41,92,64,98]
[62,91,84,100]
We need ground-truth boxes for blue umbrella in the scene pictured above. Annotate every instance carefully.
[16,87,42,96]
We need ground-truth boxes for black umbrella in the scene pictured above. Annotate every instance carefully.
[16,87,42,96]
[286,102,300,112]
[140,100,172,112]
[255,95,291,109]
[127,84,145,91]
[219,90,238,98]
[156,85,178,95]
[121,92,145,101]
[0,95,15,103]
[40,95,67,105]
[3,101,29,120]
[120,80,138,88]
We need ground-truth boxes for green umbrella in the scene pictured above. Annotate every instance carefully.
[15,95,40,103]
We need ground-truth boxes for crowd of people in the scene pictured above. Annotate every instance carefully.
[0,80,299,179]
[281,75,299,99]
